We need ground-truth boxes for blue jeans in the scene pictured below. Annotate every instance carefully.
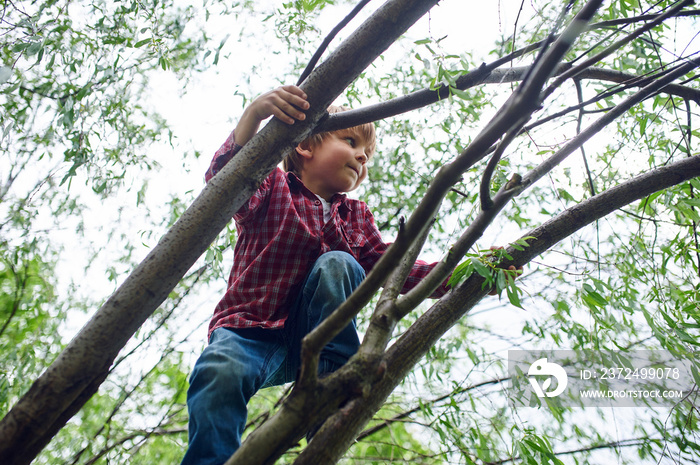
[181,251,365,465]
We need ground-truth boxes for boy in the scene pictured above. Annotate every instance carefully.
[181,85,447,465]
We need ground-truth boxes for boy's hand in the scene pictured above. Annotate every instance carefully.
[235,85,310,146]
[250,85,310,124]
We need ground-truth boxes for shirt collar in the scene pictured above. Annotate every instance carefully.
[286,171,350,211]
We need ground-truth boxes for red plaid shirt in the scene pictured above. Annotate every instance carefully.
[206,131,446,336]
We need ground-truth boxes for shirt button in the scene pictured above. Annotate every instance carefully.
[315,200,321,205]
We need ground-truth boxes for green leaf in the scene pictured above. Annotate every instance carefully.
[496,269,507,291]
[472,258,492,279]
[0,66,12,84]
[506,282,523,309]
[450,86,471,100]
[691,364,700,386]
[27,42,43,56]
[448,258,474,288]
[76,84,93,100]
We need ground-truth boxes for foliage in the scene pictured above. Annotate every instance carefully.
[1,0,700,464]
[0,249,61,419]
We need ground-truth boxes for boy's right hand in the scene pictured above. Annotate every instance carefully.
[235,85,310,146]
[250,85,309,125]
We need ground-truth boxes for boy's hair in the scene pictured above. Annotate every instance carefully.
[283,105,376,176]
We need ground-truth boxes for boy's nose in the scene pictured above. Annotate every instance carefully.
[356,151,368,164]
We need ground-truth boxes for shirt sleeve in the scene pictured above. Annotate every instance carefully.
[205,130,244,183]
[205,129,280,222]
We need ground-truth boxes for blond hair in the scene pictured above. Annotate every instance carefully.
[283,105,376,176]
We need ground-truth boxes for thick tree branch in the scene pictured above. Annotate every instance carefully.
[359,216,433,357]
[318,54,700,135]
[316,45,543,133]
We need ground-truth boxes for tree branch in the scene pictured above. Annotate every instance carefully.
[316,45,544,133]
[521,58,700,190]
[317,55,700,135]
[479,123,526,211]
[356,376,509,441]
[359,215,434,357]
[484,436,652,465]
[588,8,700,30]
[542,0,695,100]
[318,3,699,134]
[296,0,374,86]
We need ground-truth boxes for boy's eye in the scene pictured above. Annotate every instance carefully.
[343,137,355,147]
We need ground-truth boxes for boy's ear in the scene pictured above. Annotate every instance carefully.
[295,142,313,159]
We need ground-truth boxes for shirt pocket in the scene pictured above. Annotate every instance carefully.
[341,226,367,254]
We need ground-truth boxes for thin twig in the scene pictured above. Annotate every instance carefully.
[542,0,695,99]
[0,260,26,339]
[479,122,526,211]
[521,58,700,191]
[356,376,509,441]
[296,0,374,86]
[574,79,596,197]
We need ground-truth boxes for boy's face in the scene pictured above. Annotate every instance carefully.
[296,131,372,201]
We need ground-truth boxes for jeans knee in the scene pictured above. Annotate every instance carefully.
[188,333,261,407]
[312,251,365,284]
[300,252,366,322]
[189,350,246,403]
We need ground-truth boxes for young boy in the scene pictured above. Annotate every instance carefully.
[181,85,447,465]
